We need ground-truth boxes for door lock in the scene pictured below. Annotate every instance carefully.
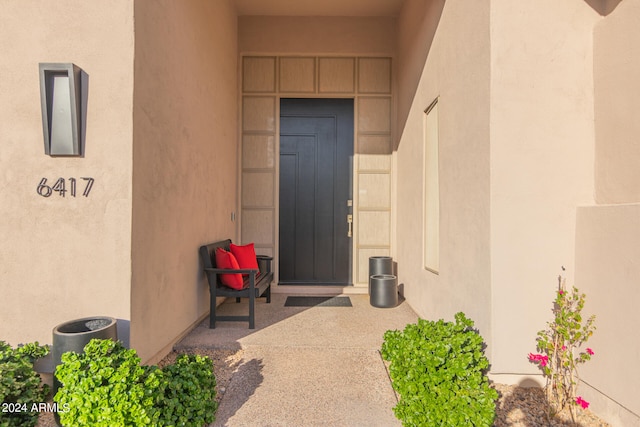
[347,214,353,237]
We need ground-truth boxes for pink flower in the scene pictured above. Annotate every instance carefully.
[561,345,567,351]
[558,290,565,295]
[576,396,590,409]
[528,353,549,367]
[586,348,594,355]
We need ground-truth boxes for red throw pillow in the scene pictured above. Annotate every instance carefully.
[214,248,243,290]
[230,243,259,273]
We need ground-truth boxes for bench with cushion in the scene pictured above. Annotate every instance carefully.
[199,239,273,329]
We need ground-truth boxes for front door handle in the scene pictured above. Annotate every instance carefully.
[347,214,353,237]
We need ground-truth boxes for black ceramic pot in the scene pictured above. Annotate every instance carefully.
[370,274,398,308]
[52,317,117,392]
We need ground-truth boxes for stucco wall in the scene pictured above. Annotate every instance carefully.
[0,1,134,346]
[131,0,238,362]
[593,0,640,204]
[395,0,445,147]
[238,16,395,55]
[576,204,640,425]
[489,0,598,376]
[395,0,492,349]
[573,1,640,423]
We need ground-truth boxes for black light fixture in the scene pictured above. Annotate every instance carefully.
[39,63,86,156]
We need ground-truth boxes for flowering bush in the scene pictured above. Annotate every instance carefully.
[529,275,596,423]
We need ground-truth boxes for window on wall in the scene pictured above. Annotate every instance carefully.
[423,98,440,273]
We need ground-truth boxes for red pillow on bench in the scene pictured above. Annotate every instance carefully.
[230,243,259,275]
[215,248,244,290]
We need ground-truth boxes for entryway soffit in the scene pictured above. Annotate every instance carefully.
[234,0,406,17]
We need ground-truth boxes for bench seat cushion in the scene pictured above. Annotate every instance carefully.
[230,242,259,273]
[215,248,243,290]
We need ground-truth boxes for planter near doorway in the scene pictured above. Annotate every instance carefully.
[370,274,398,308]
[369,256,393,294]
[52,316,117,393]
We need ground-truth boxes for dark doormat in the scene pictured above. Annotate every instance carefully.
[284,296,352,307]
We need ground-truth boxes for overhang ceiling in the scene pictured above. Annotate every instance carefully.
[234,0,406,17]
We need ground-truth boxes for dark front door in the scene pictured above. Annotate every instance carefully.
[279,98,353,285]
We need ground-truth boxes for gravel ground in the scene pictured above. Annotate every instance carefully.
[37,348,611,426]
[493,383,611,427]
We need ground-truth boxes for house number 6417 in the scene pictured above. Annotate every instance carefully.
[37,177,94,198]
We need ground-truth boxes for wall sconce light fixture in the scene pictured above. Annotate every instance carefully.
[39,63,86,156]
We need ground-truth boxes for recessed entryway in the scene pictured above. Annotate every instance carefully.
[278,98,354,285]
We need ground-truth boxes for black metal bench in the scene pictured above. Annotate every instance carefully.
[199,239,273,329]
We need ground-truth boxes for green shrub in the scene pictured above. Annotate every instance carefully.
[54,339,155,426]
[54,339,217,427]
[381,312,498,427]
[0,341,50,427]
[151,354,217,426]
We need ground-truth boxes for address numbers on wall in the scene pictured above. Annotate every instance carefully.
[37,177,94,198]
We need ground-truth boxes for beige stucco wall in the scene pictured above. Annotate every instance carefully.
[573,1,640,423]
[0,1,134,346]
[238,16,395,55]
[489,0,598,376]
[575,204,640,425]
[593,0,640,204]
[0,0,240,364]
[395,0,492,348]
[395,0,445,145]
[131,0,238,363]
[131,0,238,360]
[397,2,639,423]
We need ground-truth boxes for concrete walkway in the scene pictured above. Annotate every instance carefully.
[175,293,419,426]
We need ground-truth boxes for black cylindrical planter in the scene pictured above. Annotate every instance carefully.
[52,317,117,393]
[369,256,393,294]
[369,256,393,276]
[370,274,398,308]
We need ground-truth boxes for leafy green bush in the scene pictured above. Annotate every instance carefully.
[54,339,217,427]
[381,312,498,426]
[54,339,155,426]
[0,341,50,427]
[151,354,217,426]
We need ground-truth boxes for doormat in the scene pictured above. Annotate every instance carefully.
[284,296,352,307]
